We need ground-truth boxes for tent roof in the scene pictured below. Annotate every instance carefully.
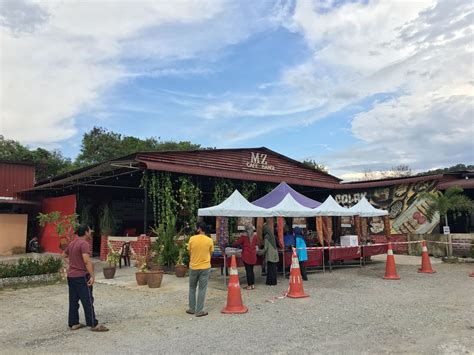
[314,195,353,216]
[347,197,388,217]
[252,182,321,208]
[269,194,317,217]
[198,190,272,217]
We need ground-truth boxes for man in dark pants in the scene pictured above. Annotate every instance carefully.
[64,225,108,332]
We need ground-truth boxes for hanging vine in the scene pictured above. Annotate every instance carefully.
[241,181,257,200]
[142,171,177,228]
[177,176,202,233]
[212,178,236,233]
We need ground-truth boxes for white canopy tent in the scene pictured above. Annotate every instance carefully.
[198,190,273,217]
[313,195,353,216]
[268,193,317,217]
[347,197,388,217]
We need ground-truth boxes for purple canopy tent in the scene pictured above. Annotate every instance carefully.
[252,182,321,208]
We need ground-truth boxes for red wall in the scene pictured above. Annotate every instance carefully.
[0,163,35,198]
[40,195,77,254]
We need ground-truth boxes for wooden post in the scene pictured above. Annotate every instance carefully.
[354,215,361,245]
[383,215,391,242]
[277,216,284,248]
[361,217,368,241]
[316,216,324,245]
[216,217,221,245]
[326,217,333,245]
[256,217,264,246]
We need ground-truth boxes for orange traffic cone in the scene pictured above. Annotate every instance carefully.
[383,242,400,280]
[418,240,436,273]
[470,272,474,277]
[287,248,309,298]
[221,255,248,314]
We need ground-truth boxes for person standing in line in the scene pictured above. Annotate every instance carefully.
[64,225,108,332]
[263,221,279,286]
[232,225,257,290]
[294,227,308,281]
[187,222,214,317]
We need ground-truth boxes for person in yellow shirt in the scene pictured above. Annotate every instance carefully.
[186,221,214,317]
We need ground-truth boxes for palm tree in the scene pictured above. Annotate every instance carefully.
[418,186,473,257]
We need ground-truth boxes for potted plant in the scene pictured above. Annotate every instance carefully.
[147,267,164,288]
[99,204,117,239]
[134,252,148,286]
[148,238,164,271]
[103,242,120,279]
[150,216,179,272]
[174,237,189,277]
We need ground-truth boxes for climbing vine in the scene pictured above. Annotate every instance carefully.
[212,178,234,205]
[141,171,178,228]
[177,176,202,233]
[241,181,257,201]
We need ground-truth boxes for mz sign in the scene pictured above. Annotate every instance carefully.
[246,152,275,171]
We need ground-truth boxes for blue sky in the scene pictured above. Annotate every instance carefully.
[1,0,473,180]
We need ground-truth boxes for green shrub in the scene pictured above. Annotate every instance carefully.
[0,256,63,278]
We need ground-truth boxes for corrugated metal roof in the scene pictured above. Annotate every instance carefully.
[0,163,35,197]
[137,147,341,188]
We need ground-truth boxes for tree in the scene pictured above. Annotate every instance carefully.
[418,186,474,257]
[0,135,72,181]
[302,159,328,173]
[75,127,202,166]
[419,163,474,176]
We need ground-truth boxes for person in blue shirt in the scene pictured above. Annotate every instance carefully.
[294,227,308,281]
[283,225,295,249]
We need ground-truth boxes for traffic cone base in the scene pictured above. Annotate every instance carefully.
[469,272,474,278]
[383,244,400,280]
[418,241,436,274]
[287,249,309,298]
[221,255,248,314]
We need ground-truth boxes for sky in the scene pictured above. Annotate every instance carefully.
[1,0,473,181]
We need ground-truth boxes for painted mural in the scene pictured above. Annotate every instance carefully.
[335,180,440,234]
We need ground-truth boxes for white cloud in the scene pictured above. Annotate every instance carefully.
[1,0,275,145]
[282,0,474,176]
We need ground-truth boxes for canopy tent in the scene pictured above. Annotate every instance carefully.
[313,195,353,216]
[252,182,321,208]
[268,194,317,217]
[198,190,272,217]
[347,197,388,217]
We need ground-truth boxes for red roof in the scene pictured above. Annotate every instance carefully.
[438,179,474,190]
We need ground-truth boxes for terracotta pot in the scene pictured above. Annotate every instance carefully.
[102,266,116,279]
[147,270,164,288]
[175,265,188,278]
[148,263,164,271]
[135,272,147,285]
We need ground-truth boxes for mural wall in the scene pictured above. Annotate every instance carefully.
[335,180,440,234]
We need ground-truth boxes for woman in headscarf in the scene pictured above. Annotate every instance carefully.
[294,227,308,281]
[263,220,279,286]
[232,225,257,289]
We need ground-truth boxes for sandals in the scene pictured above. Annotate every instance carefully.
[195,312,208,317]
[70,324,85,331]
[186,309,195,315]
[245,285,255,290]
[91,324,109,332]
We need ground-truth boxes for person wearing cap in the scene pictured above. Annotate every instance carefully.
[294,227,308,281]
[232,225,257,290]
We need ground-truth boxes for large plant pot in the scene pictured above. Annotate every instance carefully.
[103,266,116,279]
[175,265,188,278]
[147,270,164,288]
[148,263,164,271]
[135,272,147,285]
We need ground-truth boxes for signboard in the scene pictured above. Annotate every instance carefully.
[245,152,275,171]
[443,226,450,235]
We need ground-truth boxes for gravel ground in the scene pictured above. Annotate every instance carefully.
[0,260,473,354]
